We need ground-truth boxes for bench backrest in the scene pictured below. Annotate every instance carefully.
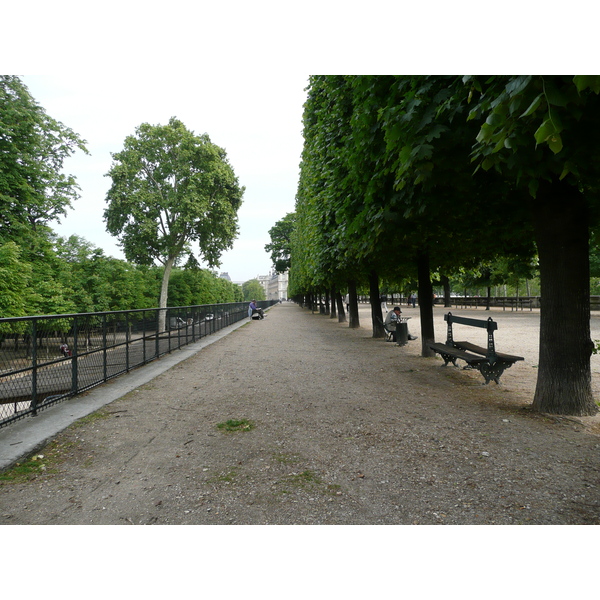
[444,312,497,355]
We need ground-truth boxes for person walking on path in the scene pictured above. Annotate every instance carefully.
[380,294,388,314]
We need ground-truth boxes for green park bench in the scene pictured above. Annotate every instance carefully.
[429,312,524,384]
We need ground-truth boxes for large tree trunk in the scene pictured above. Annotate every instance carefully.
[417,249,435,357]
[158,256,176,332]
[368,270,385,338]
[348,280,360,329]
[531,180,597,416]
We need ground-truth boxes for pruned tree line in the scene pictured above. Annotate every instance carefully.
[282,75,600,416]
[1,76,244,322]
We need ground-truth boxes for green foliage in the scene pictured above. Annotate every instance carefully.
[292,76,371,295]
[265,212,295,273]
[292,75,535,302]
[0,76,87,242]
[104,117,244,311]
[242,279,265,302]
[0,78,244,320]
[293,73,600,414]
[0,242,33,335]
[0,231,243,318]
[465,75,600,193]
[168,268,242,305]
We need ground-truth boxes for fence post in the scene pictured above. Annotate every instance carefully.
[71,316,78,394]
[155,309,160,359]
[102,313,108,382]
[125,312,130,372]
[31,319,38,415]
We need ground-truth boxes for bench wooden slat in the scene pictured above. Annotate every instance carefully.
[453,341,487,356]
[454,341,524,362]
[428,343,487,365]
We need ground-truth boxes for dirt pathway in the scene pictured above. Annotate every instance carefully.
[0,303,599,524]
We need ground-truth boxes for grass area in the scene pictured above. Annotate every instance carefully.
[216,418,255,432]
[276,469,342,496]
[0,436,72,484]
[272,452,301,465]
[70,408,111,428]
[215,469,238,483]
[0,408,110,483]
[0,454,52,483]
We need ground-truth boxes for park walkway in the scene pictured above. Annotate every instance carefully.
[0,302,599,524]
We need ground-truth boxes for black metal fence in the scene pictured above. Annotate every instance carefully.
[0,300,274,429]
[438,296,539,310]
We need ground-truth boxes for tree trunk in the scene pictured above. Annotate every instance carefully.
[335,291,346,323]
[348,280,360,329]
[369,270,385,338]
[330,287,337,319]
[158,256,176,332]
[417,249,435,357]
[531,180,597,416]
[441,274,451,307]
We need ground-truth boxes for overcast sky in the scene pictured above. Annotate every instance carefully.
[22,73,308,283]
[7,3,595,286]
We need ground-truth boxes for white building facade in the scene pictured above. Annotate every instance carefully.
[257,270,288,301]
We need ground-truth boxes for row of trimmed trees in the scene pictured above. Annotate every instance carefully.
[0,233,243,319]
[288,75,600,416]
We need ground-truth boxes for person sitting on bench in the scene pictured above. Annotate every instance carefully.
[384,306,417,341]
[249,299,265,319]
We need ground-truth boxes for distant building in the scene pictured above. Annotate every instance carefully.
[219,272,232,281]
[266,270,289,301]
[246,271,288,300]
[256,274,269,298]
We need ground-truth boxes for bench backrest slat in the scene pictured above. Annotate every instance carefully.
[444,313,497,331]
[443,312,496,356]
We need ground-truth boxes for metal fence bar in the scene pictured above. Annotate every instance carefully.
[0,300,274,429]
[31,319,38,415]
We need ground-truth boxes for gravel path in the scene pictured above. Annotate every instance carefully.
[1,302,599,525]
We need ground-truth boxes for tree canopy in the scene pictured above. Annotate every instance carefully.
[104,117,244,328]
[0,76,87,242]
[265,212,295,273]
[290,75,600,416]
[0,79,244,320]
[242,279,266,302]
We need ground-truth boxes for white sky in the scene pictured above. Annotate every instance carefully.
[22,72,307,282]
[5,3,596,285]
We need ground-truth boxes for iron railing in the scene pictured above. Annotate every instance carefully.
[0,301,274,429]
